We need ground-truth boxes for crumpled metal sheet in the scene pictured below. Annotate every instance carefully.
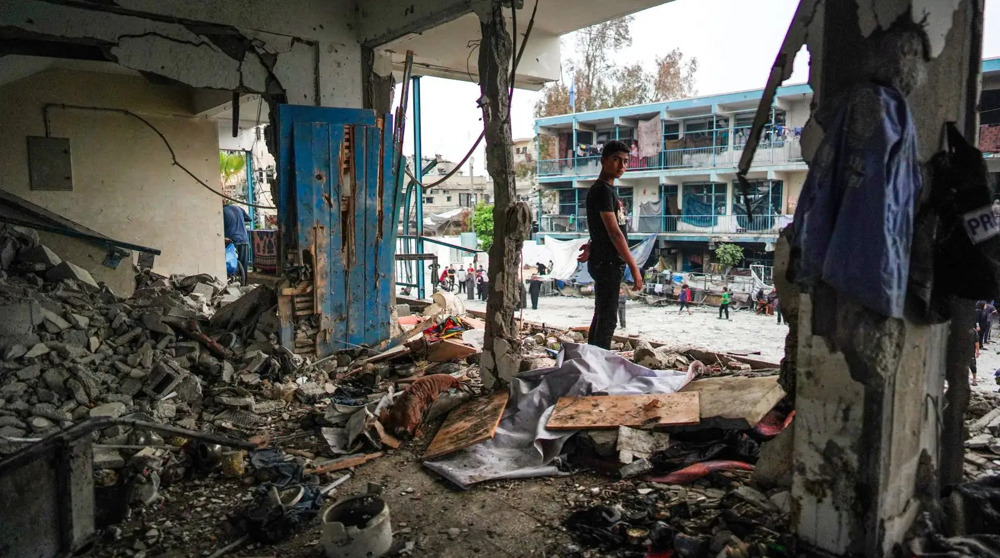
[423,343,693,489]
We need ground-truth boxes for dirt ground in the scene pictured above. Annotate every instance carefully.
[464,294,789,363]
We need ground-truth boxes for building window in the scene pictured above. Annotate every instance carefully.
[446,196,452,202]
[459,193,476,207]
[423,196,434,204]
[663,123,680,141]
[732,180,783,231]
[681,182,727,227]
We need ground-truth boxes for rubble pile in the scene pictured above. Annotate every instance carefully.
[0,225,305,460]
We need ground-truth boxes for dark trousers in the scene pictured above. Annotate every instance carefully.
[466,279,475,300]
[234,242,251,271]
[458,279,465,293]
[719,303,730,320]
[587,261,624,350]
[984,322,993,344]
[678,301,690,313]
[776,310,784,324]
[529,280,541,310]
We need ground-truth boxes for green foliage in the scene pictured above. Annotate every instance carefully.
[472,203,495,252]
[714,243,744,268]
[219,151,246,186]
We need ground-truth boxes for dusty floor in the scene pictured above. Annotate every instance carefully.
[464,294,789,362]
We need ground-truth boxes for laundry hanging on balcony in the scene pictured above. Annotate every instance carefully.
[638,200,663,233]
[790,84,921,319]
[638,115,663,159]
[681,195,719,228]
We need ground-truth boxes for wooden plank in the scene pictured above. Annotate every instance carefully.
[545,393,700,430]
[679,375,785,429]
[426,338,479,362]
[463,316,486,330]
[307,452,383,474]
[423,392,509,461]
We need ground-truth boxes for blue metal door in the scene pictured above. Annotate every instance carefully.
[276,106,398,356]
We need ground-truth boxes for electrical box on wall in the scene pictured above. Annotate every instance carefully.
[27,136,73,191]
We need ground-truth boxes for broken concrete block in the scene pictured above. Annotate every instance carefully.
[140,312,173,335]
[4,344,27,360]
[617,426,670,464]
[173,374,203,405]
[15,364,41,381]
[0,382,28,398]
[143,360,185,400]
[173,341,200,359]
[93,448,125,469]
[966,433,993,449]
[583,430,620,458]
[69,313,90,330]
[0,300,43,336]
[769,491,791,514]
[118,378,143,397]
[89,337,101,353]
[189,282,215,300]
[752,422,794,489]
[46,261,99,289]
[0,238,16,271]
[16,245,61,270]
[90,402,128,418]
[42,368,69,393]
[41,308,71,333]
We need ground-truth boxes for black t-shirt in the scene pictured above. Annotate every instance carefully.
[586,180,627,265]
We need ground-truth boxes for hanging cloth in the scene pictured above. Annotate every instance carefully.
[791,84,922,319]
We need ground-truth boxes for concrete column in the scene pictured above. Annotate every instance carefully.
[789,2,981,556]
[476,0,530,390]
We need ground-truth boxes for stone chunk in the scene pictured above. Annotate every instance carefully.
[16,245,61,269]
[3,344,27,360]
[29,416,55,432]
[69,313,90,330]
[15,364,41,381]
[143,361,185,400]
[90,402,128,418]
[23,343,50,359]
[0,301,43,336]
[93,448,125,469]
[0,382,28,398]
[46,261,99,289]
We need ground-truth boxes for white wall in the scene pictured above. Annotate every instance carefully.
[0,69,225,281]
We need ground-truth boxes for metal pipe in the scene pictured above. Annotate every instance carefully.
[412,76,425,299]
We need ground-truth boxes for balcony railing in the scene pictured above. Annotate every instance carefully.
[538,213,794,235]
[538,141,804,178]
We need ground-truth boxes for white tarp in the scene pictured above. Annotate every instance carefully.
[638,115,663,159]
[423,343,693,489]
[543,236,589,280]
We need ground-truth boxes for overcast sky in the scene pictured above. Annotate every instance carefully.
[401,0,1000,176]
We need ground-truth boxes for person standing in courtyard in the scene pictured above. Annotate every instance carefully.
[529,274,542,310]
[456,265,467,294]
[677,283,692,315]
[465,267,475,300]
[576,141,643,350]
[223,202,252,271]
[718,287,731,320]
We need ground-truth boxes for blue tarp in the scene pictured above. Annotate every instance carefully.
[571,235,657,284]
[681,195,718,227]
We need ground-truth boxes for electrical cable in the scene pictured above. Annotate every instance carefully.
[404,0,538,191]
[43,103,277,210]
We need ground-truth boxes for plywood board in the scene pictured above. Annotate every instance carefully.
[545,392,700,430]
[423,392,509,460]
[679,375,785,429]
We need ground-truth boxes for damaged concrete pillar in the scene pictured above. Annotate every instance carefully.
[790,2,982,555]
[475,0,530,390]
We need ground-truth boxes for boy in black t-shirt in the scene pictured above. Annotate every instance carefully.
[577,141,643,349]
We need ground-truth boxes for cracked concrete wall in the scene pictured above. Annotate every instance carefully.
[790,1,978,555]
[0,69,225,284]
[1,0,363,108]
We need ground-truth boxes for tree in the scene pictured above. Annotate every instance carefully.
[219,151,246,186]
[714,243,744,277]
[653,48,698,101]
[535,17,697,117]
[472,202,495,252]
